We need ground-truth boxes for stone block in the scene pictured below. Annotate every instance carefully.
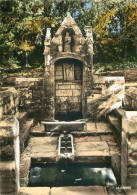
[73,97,80,102]
[128,173,137,189]
[71,84,76,89]
[58,85,71,89]
[75,85,82,89]
[55,85,59,89]
[0,162,17,194]
[73,90,81,96]
[55,75,63,80]
[18,187,50,195]
[51,186,107,195]
[56,90,72,97]
[56,97,68,102]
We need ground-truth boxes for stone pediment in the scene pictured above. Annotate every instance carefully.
[52,12,85,46]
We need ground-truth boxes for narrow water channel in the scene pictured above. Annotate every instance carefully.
[28,163,117,187]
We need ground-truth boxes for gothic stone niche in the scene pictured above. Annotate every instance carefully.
[62,28,75,53]
[63,63,74,81]
[55,59,82,81]
[55,58,83,120]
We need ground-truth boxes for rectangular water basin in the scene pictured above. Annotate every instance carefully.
[28,162,117,187]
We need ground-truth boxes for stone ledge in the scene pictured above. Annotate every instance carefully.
[0,161,15,171]
[18,186,107,195]
[18,187,50,195]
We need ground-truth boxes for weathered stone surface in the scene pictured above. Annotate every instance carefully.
[125,87,137,111]
[0,162,17,194]
[21,137,57,159]
[75,141,110,157]
[15,78,44,119]
[51,186,107,195]
[126,189,137,195]
[18,187,50,195]
[0,87,18,119]
[43,13,93,119]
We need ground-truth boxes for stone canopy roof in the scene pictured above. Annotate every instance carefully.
[52,12,85,45]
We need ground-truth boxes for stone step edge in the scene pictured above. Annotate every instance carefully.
[107,115,121,132]
[30,131,113,137]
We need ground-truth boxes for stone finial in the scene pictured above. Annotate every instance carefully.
[67,12,71,17]
[86,26,93,39]
[46,28,51,40]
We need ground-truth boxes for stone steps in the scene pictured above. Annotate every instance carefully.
[107,108,124,145]
[108,114,121,132]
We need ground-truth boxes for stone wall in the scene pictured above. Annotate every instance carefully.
[56,81,82,116]
[94,68,137,82]
[125,69,137,82]
[121,112,137,188]
[125,87,137,111]
[87,76,125,118]
[0,87,18,119]
[15,78,44,120]
[0,87,19,194]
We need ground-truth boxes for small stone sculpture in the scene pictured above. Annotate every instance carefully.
[64,32,71,52]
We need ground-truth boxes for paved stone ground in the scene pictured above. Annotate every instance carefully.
[18,186,107,195]
[21,137,57,159]
[20,120,120,190]
[86,121,112,134]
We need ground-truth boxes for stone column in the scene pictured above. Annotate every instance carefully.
[43,28,55,120]
[83,27,93,118]
[13,117,20,191]
[44,28,51,68]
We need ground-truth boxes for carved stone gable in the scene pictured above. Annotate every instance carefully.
[51,12,85,54]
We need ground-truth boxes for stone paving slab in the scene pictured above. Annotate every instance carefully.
[51,186,107,195]
[86,122,113,134]
[18,187,50,195]
[18,186,107,195]
[31,123,45,133]
[86,122,97,132]
[21,137,57,159]
[75,141,110,157]
[126,189,137,195]
[96,122,112,133]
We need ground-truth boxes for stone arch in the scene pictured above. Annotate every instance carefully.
[54,57,84,120]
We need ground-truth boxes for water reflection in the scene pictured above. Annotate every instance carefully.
[28,164,117,187]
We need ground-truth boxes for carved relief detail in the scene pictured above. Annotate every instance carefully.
[64,32,71,52]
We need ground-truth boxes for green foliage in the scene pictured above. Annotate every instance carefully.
[92,0,137,65]
[0,0,136,72]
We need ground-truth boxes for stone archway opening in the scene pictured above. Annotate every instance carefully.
[55,58,83,121]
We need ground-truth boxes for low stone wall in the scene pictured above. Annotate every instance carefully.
[94,68,137,82]
[87,76,125,118]
[1,72,44,87]
[15,78,44,120]
[0,87,18,119]
[125,69,137,82]
[125,87,137,110]
[0,87,19,194]
[121,112,137,188]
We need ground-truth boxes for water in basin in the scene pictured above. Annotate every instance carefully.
[28,162,117,187]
